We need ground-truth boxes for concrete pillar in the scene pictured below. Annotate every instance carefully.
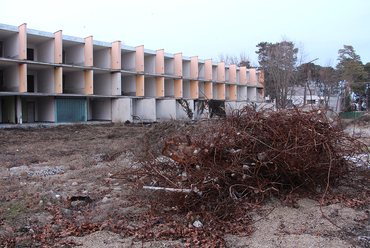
[54,67,62,93]
[217,62,225,82]
[111,41,121,69]
[229,85,237,100]
[18,23,27,60]
[249,68,256,86]
[190,56,198,78]
[218,83,225,100]
[85,36,93,67]
[239,66,247,84]
[190,81,198,99]
[174,53,182,77]
[136,75,144,96]
[205,82,212,99]
[229,64,236,83]
[156,77,164,97]
[174,79,182,98]
[54,30,63,63]
[205,59,212,80]
[156,49,164,74]
[85,70,93,94]
[135,45,144,72]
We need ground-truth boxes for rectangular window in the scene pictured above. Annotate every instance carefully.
[0,70,3,91]
[27,75,35,92]
[27,48,34,61]
[0,41,3,57]
[62,50,66,64]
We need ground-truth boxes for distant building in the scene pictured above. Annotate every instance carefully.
[265,85,341,112]
[286,85,341,112]
[287,85,320,107]
[0,23,264,124]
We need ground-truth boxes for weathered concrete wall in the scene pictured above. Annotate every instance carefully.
[112,98,131,123]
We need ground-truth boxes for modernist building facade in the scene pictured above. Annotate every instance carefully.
[0,23,264,124]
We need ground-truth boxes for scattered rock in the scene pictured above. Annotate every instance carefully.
[193,220,203,228]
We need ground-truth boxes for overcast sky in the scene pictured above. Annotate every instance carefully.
[1,0,369,67]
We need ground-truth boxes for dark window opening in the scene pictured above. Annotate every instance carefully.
[27,75,35,92]
[27,102,35,122]
[0,70,3,91]
[0,41,3,57]
[62,74,66,92]
[62,50,66,64]
[27,48,34,61]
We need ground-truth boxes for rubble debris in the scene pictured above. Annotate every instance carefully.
[193,220,203,228]
[66,196,94,208]
[27,167,64,176]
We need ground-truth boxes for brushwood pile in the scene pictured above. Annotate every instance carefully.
[121,106,370,220]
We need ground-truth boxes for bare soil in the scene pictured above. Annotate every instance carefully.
[0,120,369,247]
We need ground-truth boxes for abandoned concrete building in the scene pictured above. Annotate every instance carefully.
[0,23,264,124]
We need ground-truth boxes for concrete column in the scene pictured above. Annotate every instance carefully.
[205,82,212,99]
[85,36,93,67]
[174,79,182,98]
[218,83,225,100]
[217,62,225,82]
[135,45,144,72]
[136,75,144,96]
[174,53,182,77]
[54,67,62,93]
[85,70,93,94]
[54,30,63,63]
[190,81,198,99]
[111,41,121,69]
[190,56,198,79]
[156,77,164,97]
[156,49,164,74]
[229,85,237,100]
[18,23,27,60]
[249,68,256,86]
[205,59,212,80]
[239,66,247,84]
[229,64,236,83]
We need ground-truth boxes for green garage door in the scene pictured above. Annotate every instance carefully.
[55,98,87,123]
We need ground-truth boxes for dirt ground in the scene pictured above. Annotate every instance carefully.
[0,119,370,247]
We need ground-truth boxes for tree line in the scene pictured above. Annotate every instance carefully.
[220,41,370,111]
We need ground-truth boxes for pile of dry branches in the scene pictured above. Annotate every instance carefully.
[129,107,369,220]
[111,107,369,225]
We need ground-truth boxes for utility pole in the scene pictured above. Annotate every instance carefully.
[304,58,319,105]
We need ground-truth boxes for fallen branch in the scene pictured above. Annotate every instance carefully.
[143,186,191,193]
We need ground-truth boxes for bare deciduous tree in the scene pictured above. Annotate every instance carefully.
[217,52,252,68]
[256,40,299,109]
[318,65,338,108]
